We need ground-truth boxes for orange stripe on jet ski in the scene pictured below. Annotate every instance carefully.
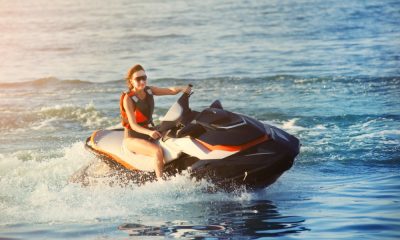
[90,130,138,171]
[195,134,269,152]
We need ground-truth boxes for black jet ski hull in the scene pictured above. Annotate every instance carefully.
[185,134,299,190]
[83,125,300,191]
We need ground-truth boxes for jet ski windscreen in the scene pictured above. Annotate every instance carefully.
[160,102,183,122]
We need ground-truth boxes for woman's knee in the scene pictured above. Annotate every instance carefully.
[152,145,163,158]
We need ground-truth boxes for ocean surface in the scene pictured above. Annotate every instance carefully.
[1,0,399,239]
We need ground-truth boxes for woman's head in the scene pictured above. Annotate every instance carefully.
[125,64,147,90]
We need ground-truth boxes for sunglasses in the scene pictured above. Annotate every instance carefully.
[134,75,147,82]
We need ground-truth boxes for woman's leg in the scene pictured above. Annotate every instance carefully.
[123,137,164,178]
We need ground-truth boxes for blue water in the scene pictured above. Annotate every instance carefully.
[1,0,400,239]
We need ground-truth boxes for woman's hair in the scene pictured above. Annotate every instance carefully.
[125,64,145,90]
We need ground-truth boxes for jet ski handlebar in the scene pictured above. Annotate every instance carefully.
[185,84,193,97]
[156,84,193,136]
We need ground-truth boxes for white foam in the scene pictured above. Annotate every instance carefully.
[279,119,306,132]
[30,117,58,130]
[0,142,252,225]
[314,124,327,130]
[0,142,93,224]
[353,129,400,141]
[39,102,112,128]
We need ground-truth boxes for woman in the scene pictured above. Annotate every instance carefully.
[120,64,191,179]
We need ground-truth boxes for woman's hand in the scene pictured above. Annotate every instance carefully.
[149,130,162,140]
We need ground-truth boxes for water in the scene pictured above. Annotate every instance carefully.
[0,0,399,239]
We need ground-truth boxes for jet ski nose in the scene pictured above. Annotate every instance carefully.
[264,124,300,157]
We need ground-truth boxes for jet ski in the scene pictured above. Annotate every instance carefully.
[81,88,300,190]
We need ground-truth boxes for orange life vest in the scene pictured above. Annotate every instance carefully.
[119,86,154,129]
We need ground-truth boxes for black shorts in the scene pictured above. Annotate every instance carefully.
[128,129,151,140]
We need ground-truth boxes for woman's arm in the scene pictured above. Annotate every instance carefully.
[123,95,153,136]
[150,85,191,96]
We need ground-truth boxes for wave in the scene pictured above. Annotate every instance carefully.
[34,47,74,52]
[258,114,399,167]
[0,102,115,132]
[123,33,189,41]
[1,75,399,90]
[148,75,400,93]
[38,102,114,128]
[0,77,94,89]
[20,76,380,88]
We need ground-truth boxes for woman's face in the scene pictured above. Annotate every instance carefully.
[131,70,147,90]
